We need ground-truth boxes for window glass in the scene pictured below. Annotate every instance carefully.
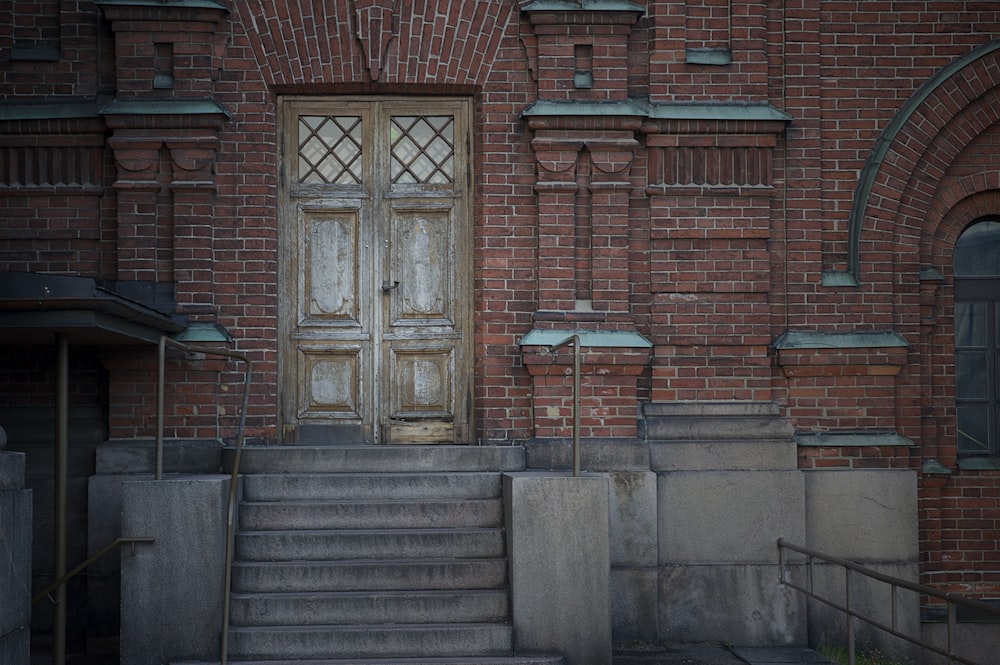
[955,220,1000,276]
[298,115,363,185]
[955,302,987,347]
[956,351,987,399]
[954,220,1000,456]
[957,406,990,454]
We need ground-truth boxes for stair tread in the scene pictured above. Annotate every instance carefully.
[235,556,506,565]
[232,588,508,598]
[242,497,500,505]
[175,656,562,665]
[240,526,503,533]
[229,622,511,631]
[227,448,527,662]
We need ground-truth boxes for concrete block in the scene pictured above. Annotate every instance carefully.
[96,438,223,475]
[611,567,658,645]
[525,438,650,472]
[804,469,918,562]
[0,488,31,665]
[120,475,230,665]
[923,620,1000,665]
[0,451,25,490]
[806,562,921,663]
[607,471,657,566]
[505,473,611,665]
[658,563,806,646]
[658,470,805,564]
[650,439,798,472]
[88,473,150,653]
[642,401,794,441]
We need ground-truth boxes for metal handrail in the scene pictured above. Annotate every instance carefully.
[547,334,581,477]
[155,335,252,665]
[32,536,155,605]
[156,336,252,480]
[777,538,1000,665]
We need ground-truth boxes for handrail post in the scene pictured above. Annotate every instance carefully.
[572,335,580,478]
[54,333,68,665]
[547,334,582,477]
[152,334,252,665]
[776,538,1000,665]
[156,336,166,480]
[948,602,956,665]
[846,568,855,665]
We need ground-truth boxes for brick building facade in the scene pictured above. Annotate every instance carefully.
[2,0,999,661]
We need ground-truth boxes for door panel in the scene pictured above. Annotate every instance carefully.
[280,97,472,444]
[298,345,364,419]
[391,209,452,322]
[302,210,361,324]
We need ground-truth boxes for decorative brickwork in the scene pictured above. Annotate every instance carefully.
[3,0,1000,620]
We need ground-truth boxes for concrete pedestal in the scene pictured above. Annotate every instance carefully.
[120,475,230,665]
[504,473,611,665]
[0,450,31,665]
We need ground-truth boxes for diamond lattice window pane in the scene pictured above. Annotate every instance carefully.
[390,115,455,184]
[298,115,363,184]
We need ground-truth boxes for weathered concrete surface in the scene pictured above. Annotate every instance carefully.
[0,451,31,665]
[505,472,611,665]
[804,562,921,663]
[923,621,1000,665]
[802,469,920,663]
[658,470,805,564]
[89,438,223,653]
[804,469,918,561]
[608,471,659,643]
[120,475,229,665]
[658,564,806,646]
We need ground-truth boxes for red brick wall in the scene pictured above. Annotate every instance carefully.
[3,0,1000,596]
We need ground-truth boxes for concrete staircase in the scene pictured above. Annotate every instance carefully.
[215,445,563,665]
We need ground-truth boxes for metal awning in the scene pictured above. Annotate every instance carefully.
[0,271,185,665]
[0,271,183,345]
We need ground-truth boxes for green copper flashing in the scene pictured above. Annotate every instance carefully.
[521,99,648,118]
[99,98,231,118]
[522,99,791,122]
[523,0,644,12]
[920,267,945,282]
[0,99,105,121]
[795,431,914,448]
[773,329,908,350]
[957,457,1000,471]
[173,322,233,344]
[519,329,652,348]
[846,37,1000,282]
[922,459,953,475]
[644,102,791,122]
[821,270,859,287]
[685,48,733,66]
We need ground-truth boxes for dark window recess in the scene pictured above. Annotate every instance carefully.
[954,219,1000,456]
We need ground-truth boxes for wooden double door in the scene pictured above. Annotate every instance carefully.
[279,97,472,444]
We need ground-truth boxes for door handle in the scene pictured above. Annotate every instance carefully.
[381,280,400,293]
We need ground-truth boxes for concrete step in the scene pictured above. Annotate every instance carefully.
[243,472,503,502]
[226,623,514,660]
[232,558,508,593]
[235,528,505,562]
[239,498,503,530]
[230,589,510,626]
[229,445,526,475]
[174,655,564,665]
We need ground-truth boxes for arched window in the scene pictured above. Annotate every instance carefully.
[954,219,1000,456]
